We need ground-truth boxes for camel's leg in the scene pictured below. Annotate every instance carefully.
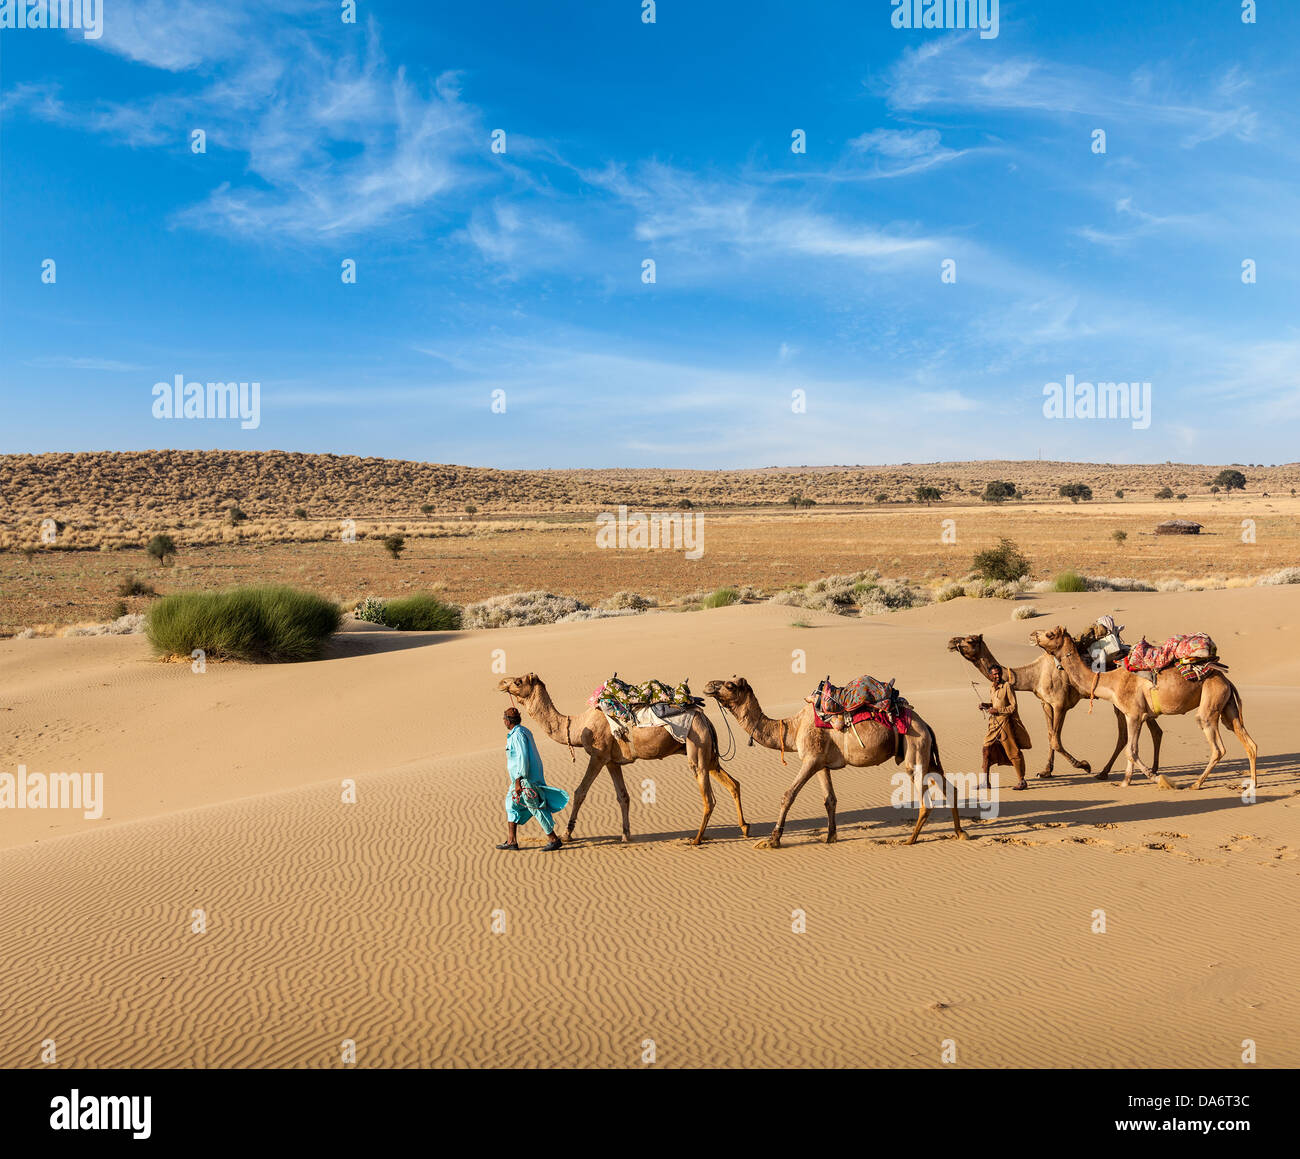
[1147,717,1163,774]
[709,764,750,837]
[1118,717,1149,789]
[907,764,936,845]
[1097,705,1130,779]
[767,758,819,849]
[689,762,716,846]
[1121,716,1154,785]
[1037,699,1057,777]
[563,754,607,840]
[605,764,633,842]
[1043,702,1091,776]
[1220,695,1258,790]
[1190,713,1228,791]
[815,768,838,843]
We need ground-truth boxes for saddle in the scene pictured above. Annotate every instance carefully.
[808,674,910,735]
[1124,633,1223,683]
[590,674,699,725]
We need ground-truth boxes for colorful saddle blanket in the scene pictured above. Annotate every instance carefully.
[812,675,910,734]
[1124,633,1218,681]
[589,675,697,725]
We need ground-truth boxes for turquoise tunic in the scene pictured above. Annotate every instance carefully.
[505,724,569,828]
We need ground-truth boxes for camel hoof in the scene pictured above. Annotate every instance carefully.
[1094,771,1110,780]
[1037,771,1054,779]
[1156,775,1179,791]
[825,833,837,844]
[741,826,752,838]
[956,831,971,840]
[1013,782,1028,792]
[755,836,780,850]
[1078,762,1092,775]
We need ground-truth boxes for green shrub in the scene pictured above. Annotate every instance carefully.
[1154,486,1174,500]
[1112,530,1127,545]
[981,480,1017,504]
[381,593,462,631]
[382,534,406,560]
[971,537,1031,582]
[146,533,177,566]
[354,596,388,625]
[701,587,740,609]
[293,506,308,519]
[420,504,434,514]
[145,585,341,662]
[1059,482,1092,503]
[1051,570,1088,592]
[227,505,248,525]
[117,576,157,598]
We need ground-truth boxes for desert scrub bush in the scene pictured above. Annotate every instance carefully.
[1259,566,1300,586]
[353,596,388,624]
[145,586,341,662]
[146,533,177,566]
[462,591,589,629]
[381,593,462,631]
[971,538,1030,583]
[599,591,658,611]
[1012,606,1039,620]
[64,613,146,637]
[935,582,966,602]
[382,534,406,560]
[701,587,740,609]
[1051,570,1088,593]
[117,576,157,597]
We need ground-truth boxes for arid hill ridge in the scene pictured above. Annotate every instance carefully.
[4,450,1296,522]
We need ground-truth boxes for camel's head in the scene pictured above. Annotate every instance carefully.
[497,672,541,700]
[703,675,751,713]
[947,633,984,661]
[1029,626,1071,656]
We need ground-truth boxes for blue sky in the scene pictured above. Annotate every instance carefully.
[2,0,1297,468]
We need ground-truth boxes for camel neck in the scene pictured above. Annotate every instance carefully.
[734,697,799,750]
[525,684,574,743]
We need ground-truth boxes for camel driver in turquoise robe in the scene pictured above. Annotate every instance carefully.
[497,706,568,851]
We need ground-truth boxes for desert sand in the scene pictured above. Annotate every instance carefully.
[1,584,1297,1068]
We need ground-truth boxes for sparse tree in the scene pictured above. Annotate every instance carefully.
[972,537,1031,582]
[382,534,406,561]
[1112,530,1127,545]
[1155,486,1174,500]
[1114,489,1124,499]
[146,533,177,567]
[420,504,434,514]
[982,480,1017,504]
[227,505,248,526]
[1212,469,1247,491]
[915,486,942,505]
[465,504,478,516]
[1059,482,1093,503]
[293,507,308,519]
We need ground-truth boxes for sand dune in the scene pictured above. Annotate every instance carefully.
[2,587,1297,1067]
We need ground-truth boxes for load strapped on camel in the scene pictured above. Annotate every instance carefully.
[807,673,911,735]
[1123,633,1224,683]
[589,674,701,740]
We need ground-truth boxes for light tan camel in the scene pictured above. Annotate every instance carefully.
[703,676,967,847]
[947,632,1152,779]
[497,673,749,845]
[1028,627,1257,790]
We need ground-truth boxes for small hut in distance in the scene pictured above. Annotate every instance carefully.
[1156,519,1203,535]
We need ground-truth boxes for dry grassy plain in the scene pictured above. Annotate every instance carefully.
[1,451,1297,632]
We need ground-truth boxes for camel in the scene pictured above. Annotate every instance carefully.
[497,673,749,845]
[703,676,967,847]
[1028,627,1257,790]
[947,632,1150,780]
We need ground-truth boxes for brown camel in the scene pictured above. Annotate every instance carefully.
[947,632,1152,779]
[497,673,749,845]
[703,676,967,847]
[1028,627,1258,790]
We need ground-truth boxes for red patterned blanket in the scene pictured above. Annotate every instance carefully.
[1125,633,1217,679]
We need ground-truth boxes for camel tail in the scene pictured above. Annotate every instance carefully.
[928,724,944,777]
[698,710,729,774]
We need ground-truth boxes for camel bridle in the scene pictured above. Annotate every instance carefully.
[504,682,577,763]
